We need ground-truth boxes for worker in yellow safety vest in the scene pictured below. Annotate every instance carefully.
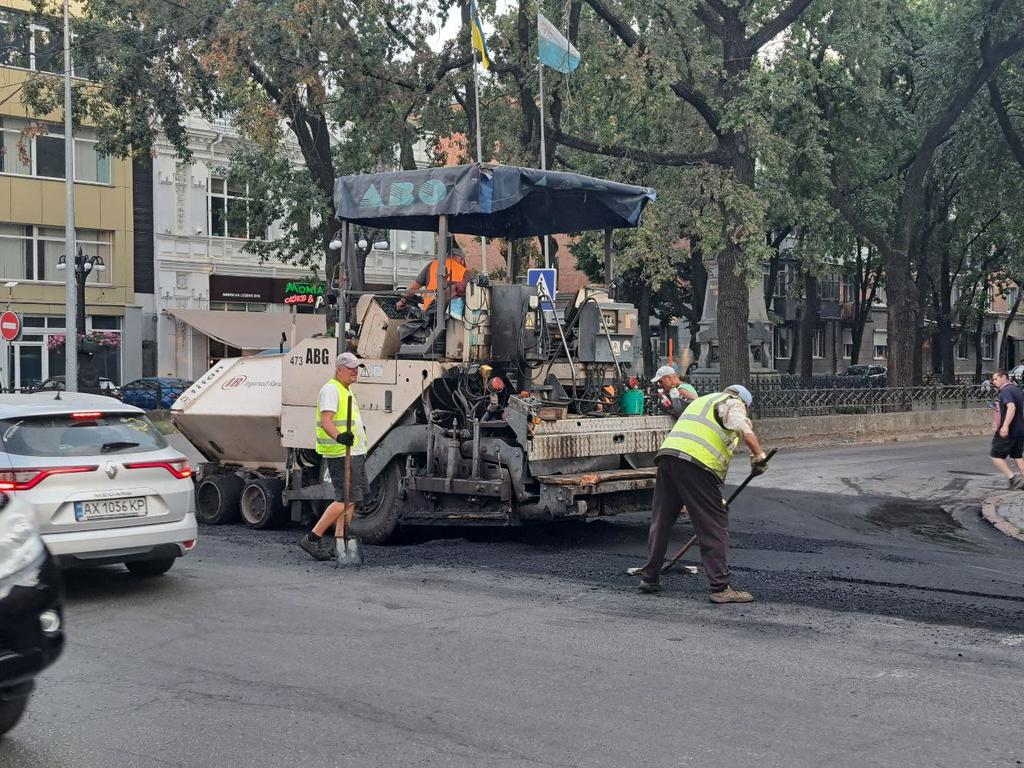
[396,248,468,312]
[300,352,369,565]
[636,385,770,603]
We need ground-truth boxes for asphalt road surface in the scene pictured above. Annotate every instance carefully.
[3,437,1022,768]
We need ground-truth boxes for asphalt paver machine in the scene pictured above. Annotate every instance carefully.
[174,163,672,542]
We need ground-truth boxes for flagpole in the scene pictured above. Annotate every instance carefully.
[473,47,488,274]
[538,62,550,270]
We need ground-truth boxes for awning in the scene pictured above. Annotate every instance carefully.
[168,309,329,351]
[334,163,657,238]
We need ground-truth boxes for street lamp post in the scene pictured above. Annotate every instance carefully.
[57,248,106,389]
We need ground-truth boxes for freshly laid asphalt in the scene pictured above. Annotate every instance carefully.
[2,437,1022,768]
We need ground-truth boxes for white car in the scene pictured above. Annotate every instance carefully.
[0,393,197,576]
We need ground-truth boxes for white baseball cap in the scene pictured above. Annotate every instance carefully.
[335,352,363,369]
[653,365,677,381]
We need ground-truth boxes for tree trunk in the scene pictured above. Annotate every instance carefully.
[638,282,653,377]
[688,247,707,365]
[716,137,754,385]
[974,314,985,381]
[799,268,818,385]
[938,249,955,383]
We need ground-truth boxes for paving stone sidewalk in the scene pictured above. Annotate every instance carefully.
[982,492,1024,543]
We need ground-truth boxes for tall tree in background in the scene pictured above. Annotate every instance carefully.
[24,0,471,289]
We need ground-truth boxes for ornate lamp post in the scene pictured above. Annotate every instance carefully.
[56,247,106,389]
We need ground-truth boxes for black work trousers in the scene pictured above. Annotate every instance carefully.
[638,455,731,592]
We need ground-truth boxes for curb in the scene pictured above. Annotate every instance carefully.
[980,493,1024,544]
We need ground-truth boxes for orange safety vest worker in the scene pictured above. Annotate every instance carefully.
[422,258,467,311]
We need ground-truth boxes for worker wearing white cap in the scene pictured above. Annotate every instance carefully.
[652,365,698,417]
[636,383,769,603]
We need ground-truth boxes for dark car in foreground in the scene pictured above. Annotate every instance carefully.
[0,492,64,738]
[119,377,194,411]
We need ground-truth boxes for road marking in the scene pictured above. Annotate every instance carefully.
[966,564,1024,585]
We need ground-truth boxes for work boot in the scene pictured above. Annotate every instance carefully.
[1010,475,1024,491]
[709,585,754,604]
[299,534,332,561]
[637,577,661,594]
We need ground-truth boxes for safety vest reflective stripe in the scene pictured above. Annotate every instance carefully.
[423,258,467,310]
[659,392,738,480]
[315,379,367,457]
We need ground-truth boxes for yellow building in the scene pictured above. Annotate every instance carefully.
[0,0,138,390]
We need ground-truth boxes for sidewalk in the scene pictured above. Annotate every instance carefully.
[981,492,1024,543]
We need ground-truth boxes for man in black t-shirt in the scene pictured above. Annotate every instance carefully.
[990,369,1024,489]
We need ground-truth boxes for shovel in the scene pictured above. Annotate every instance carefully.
[336,393,365,568]
[627,448,779,577]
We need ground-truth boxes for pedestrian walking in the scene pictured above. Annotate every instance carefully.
[652,365,698,417]
[636,385,770,603]
[299,352,370,565]
[989,369,1024,489]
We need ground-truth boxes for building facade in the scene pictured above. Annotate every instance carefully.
[0,0,141,390]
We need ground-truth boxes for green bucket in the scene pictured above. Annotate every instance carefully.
[620,388,645,415]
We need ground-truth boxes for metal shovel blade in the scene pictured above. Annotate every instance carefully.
[335,536,365,568]
[626,565,698,576]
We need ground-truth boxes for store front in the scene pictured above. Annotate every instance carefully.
[2,314,122,391]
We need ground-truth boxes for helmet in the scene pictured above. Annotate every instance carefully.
[725,384,753,407]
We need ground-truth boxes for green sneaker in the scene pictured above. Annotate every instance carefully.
[709,586,754,604]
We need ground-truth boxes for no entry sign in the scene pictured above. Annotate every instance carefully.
[0,311,21,342]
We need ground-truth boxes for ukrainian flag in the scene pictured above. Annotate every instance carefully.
[470,0,491,70]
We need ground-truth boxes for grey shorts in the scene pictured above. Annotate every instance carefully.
[324,455,369,503]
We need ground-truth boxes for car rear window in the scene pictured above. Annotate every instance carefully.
[0,413,169,457]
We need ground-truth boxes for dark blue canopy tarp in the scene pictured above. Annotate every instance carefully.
[334,163,656,238]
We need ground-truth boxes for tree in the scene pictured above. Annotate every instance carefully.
[823,0,1024,385]
[24,0,472,291]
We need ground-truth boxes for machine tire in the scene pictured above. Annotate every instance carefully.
[348,461,402,544]
[125,557,176,577]
[0,690,29,738]
[194,473,243,525]
[240,478,287,530]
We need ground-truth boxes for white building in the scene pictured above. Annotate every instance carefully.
[138,116,438,379]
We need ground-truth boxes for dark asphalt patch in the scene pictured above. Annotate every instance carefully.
[866,500,973,548]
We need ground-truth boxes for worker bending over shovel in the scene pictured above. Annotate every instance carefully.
[300,352,369,567]
[637,385,769,603]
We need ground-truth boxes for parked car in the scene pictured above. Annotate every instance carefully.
[36,375,121,398]
[119,377,194,411]
[839,364,887,386]
[0,393,198,576]
[0,491,64,738]
[1010,364,1024,386]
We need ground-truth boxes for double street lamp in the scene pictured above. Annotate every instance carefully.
[56,248,105,337]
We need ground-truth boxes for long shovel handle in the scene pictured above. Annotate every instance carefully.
[661,448,778,575]
[343,393,353,521]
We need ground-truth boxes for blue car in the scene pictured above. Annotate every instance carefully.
[119,377,194,411]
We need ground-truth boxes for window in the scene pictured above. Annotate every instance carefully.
[812,328,826,358]
[773,264,793,299]
[873,330,887,360]
[209,177,265,239]
[843,343,854,359]
[774,326,792,359]
[1009,287,1020,309]
[955,335,968,360]
[841,274,857,304]
[818,273,840,302]
[0,224,111,283]
[0,9,82,75]
[0,119,110,182]
[982,333,996,361]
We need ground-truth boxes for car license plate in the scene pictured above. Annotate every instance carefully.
[74,497,148,521]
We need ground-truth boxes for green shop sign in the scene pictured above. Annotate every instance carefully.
[284,281,324,306]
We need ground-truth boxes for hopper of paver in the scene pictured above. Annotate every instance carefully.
[171,354,286,470]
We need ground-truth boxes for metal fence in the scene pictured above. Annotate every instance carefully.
[746,384,992,419]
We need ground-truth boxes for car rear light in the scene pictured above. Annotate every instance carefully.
[123,459,192,479]
[182,539,196,551]
[70,411,103,419]
[0,465,98,491]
